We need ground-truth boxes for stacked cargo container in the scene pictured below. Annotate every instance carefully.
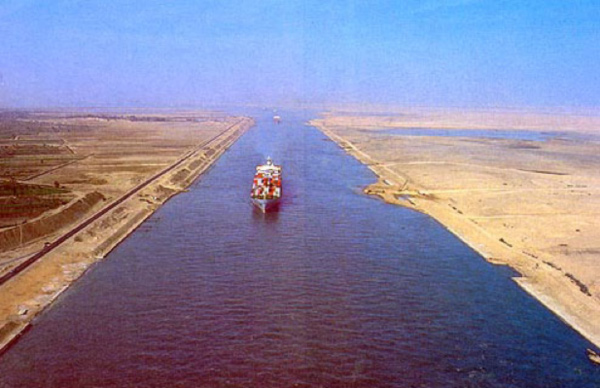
[251,170,281,199]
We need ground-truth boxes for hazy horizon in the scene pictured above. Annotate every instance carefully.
[0,1,598,109]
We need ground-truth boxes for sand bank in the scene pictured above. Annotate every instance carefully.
[311,109,600,350]
[0,115,253,353]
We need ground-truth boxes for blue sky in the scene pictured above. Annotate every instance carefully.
[0,0,598,108]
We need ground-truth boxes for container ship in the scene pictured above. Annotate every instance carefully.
[250,157,282,212]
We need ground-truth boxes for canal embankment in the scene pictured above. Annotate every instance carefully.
[0,117,254,354]
[311,116,600,351]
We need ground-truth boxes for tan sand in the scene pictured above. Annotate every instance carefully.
[311,108,600,349]
[0,112,253,352]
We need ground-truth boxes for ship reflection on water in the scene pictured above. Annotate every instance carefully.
[252,202,280,223]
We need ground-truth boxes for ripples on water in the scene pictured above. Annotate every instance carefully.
[1,110,599,387]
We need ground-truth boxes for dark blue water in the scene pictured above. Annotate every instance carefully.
[0,109,598,387]
[374,128,571,141]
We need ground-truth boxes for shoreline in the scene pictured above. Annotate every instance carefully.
[313,120,600,351]
[0,117,254,354]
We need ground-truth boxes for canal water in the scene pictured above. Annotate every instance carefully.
[1,109,599,387]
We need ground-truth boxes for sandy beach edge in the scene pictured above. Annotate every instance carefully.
[312,120,600,352]
[0,118,254,354]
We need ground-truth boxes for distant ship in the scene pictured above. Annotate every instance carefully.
[273,115,281,124]
[250,157,282,212]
